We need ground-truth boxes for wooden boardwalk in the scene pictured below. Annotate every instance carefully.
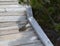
[0,0,44,46]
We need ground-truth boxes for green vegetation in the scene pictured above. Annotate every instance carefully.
[19,0,60,45]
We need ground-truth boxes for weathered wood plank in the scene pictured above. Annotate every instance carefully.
[0,26,32,36]
[0,40,41,46]
[7,31,39,46]
[0,1,18,5]
[0,22,31,35]
[0,12,26,16]
[0,25,31,32]
[0,29,19,36]
[0,31,38,45]
[21,41,43,46]
[0,25,25,31]
[0,29,43,46]
[5,8,26,12]
[0,16,27,22]
[0,21,27,28]
[0,7,26,15]
[0,0,17,1]
[0,5,24,8]
[0,8,26,12]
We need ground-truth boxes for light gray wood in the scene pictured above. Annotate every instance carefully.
[0,21,27,28]
[0,26,32,36]
[0,1,18,5]
[0,0,17,1]
[0,22,27,32]
[0,8,26,12]
[0,31,38,46]
[0,7,26,16]
[0,29,19,36]
[0,16,27,22]
[0,12,26,16]
[0,40,41,46]
[0,24,26,31]
[0,31,36,41]
[0,5,24,8]
[8,31,38,46]
[0,21,31,35]
[0,0,44,46]
[5,8,26,12]
[21,42,43,46]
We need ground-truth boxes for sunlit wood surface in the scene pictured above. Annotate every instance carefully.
[0,0,44,46]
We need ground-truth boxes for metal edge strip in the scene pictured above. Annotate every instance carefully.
[25,5,54,46]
